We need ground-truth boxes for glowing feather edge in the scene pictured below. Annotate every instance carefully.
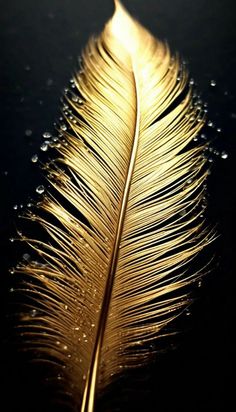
[15,1,215,411]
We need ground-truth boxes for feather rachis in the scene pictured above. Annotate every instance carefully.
[14,1,215,411]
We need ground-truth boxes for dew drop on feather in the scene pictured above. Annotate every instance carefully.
[23,253,30,261]
[30,309,38,317]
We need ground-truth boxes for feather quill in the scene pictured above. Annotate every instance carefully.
[15,1,214,411]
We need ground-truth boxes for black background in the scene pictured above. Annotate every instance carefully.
[0,0,235,411]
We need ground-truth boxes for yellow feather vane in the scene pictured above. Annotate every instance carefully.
[14,1,215,411]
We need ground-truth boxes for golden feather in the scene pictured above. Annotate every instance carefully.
[14,1,214,411]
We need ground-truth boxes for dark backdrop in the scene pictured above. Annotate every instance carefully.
[0,0,235,411]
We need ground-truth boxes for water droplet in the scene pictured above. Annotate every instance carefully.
[210,79,216,87]
[91,323,95,328]
[185,309,191,316]
[78,99,83,104]
[31,154,38,163]
[179,210,186,216]
[198,280,202,288]
[36,185,45,194]
[193,137,198,142]
[207,120,214,128]
[74,327,79,331]
[9,237,14,243]
[189,78,195,86]
[216,128,222,133]
[48,12,55,19]
[23,253,30,261]
[83,374,86,380]
[72,95,78,102]
[221,151,228,159]
[9,268,15,274]
[63,345,68,350]
[56,341,60,345]
[83,333,86,338]
[42,132,52,139]
[9,288,14,293]
[47,78,53,86]
[25,129,32,137]
[64,305,68,310]
[208,157,213,163]
[60,124,67,131]
[30,309,38,317]
[13,204,18,210]
[200,133,207,140]
[40,142,48,152]
[27,202,32,208]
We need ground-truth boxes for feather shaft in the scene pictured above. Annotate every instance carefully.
[82,68,140,412]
